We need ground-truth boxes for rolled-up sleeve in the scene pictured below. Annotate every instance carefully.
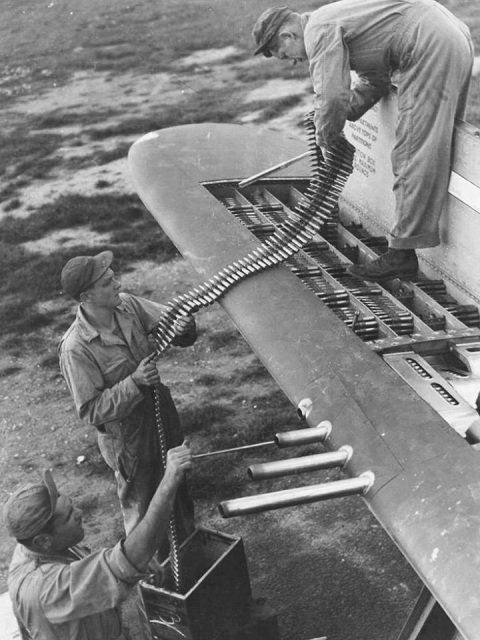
[40,542,147,624]
[60,346,144,427]
[305,22,352,146]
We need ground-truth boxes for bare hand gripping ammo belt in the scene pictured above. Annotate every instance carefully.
[150,112,355,592]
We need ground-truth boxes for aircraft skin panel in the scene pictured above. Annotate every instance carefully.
[129,123,480,639]
[128,124,311,278]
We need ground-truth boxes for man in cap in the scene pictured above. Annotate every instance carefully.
[4,445,191,640]
[58,251,196,542]
[252,1,474,281]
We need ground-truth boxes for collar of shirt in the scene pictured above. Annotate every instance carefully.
[75,296,136,346]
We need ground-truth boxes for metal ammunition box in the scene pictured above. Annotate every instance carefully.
[138,527,252,640]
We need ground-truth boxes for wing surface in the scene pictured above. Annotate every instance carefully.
[129,123,480,639]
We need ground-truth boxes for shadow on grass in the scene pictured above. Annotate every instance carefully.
[86,88,238,139]
[231,359,271,383]
[61,143,131,173]
[0,365,23,377]
[93,143,131,165]
[0,86,302,194]
[86,89,304,140]
[255,95,305,122]
[194,372,224,386]
[234,61,311,84]
[30,109,119,130]
[0,130,63,197]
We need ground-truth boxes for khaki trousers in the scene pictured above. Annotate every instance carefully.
[390,1,474,249]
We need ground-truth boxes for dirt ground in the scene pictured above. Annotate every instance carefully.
[1,2,479,638]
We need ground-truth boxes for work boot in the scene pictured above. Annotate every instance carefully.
[348,249,418,282]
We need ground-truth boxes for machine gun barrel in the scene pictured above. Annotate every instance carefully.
[192,424,331,460]
[219,472,375,517]
[248,446,353,480]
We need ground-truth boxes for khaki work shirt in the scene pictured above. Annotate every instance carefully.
[58,292,195,441]
[302,0,444,145]
[8,541,146,640]
[58,292,191,429]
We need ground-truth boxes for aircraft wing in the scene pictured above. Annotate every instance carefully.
[129,123,480,640]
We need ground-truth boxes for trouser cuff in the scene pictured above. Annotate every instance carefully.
[389,233,440,250]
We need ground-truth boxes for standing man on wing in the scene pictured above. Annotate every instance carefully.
[252,1,474,281]
[58,250,196,548]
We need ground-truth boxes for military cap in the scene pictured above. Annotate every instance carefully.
[3,470,58,540]
[252,6,293,57]
[61,250,113,299]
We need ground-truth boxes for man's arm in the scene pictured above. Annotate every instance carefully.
[347,72,391,121]
[123,444,192,569]
[305,21,352,147]
[171,315,197,347]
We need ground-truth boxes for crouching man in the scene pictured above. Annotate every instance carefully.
[4,444,191,640]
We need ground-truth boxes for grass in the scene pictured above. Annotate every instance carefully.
[205,327,245,350]
[86,91,307,140]
[0,130,62,180]
[0,179,29,202]
[194,372,223,386]
[234,59,312,84]
[86,87,242,139]
[0,0,476,196]
[95,179,111,189]
[3,198,21,211]
[0,193,178,344]
[30,109,118,130]
[231,359,273,383]
[0,193,162,244]
[92,144,131,165]
[0,85,303,203]
[253,95,305,122]
[0,0,477,123]
[181,401,237,435]
[0,365,22,378]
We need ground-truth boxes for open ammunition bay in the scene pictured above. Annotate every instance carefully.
[208,177,480,440]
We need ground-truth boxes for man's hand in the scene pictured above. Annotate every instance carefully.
[132,354,160,387]
[317,134,355,172]
[318,140,339,166]
[165,443,192,484]
[171,314,197,347]
[173,314,195,338]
